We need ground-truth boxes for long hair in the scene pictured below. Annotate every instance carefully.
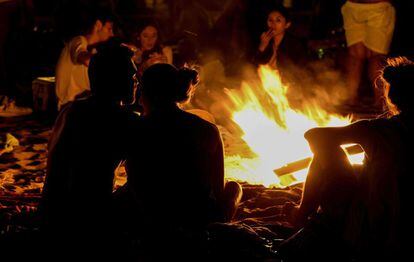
[133,20,163,51]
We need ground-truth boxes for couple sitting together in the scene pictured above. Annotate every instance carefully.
[39,39,242,259]
[39,37,413,261]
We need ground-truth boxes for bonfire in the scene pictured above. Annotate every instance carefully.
[213,66,365,187]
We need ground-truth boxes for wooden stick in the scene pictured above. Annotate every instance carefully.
[273,144,364,177]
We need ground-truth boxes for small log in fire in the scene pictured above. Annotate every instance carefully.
[273,144,364,177]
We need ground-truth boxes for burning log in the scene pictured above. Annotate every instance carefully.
[218,66,361,186]
[273,144,364,177]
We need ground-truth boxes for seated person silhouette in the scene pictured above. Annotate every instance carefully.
[126,63,242,258]
[40,39,138,255]
[279,57,413,261]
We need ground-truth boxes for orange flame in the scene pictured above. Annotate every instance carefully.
[222,66,363,187]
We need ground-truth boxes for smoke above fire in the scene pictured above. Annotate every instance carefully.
[185,58,358,187]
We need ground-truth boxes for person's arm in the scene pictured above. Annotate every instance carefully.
[259,29,274,52]
[253,32,273,65]
[304,120,372,154]
[209,126,225,199]
[162,46,173,64]
[142,51,168,69]
[69,36,92,66]
[132,48,143,64]
[76,51,93,66]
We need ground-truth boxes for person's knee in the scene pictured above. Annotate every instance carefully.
[319,151,357,205]
[223,181,243,204]
[348,43,366,60]
[220,181,243,222]
[366,48,385,60]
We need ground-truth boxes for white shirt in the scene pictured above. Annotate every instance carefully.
[55,36,90,110]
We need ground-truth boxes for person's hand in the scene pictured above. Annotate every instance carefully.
[143,53,168,69]
[147,53,167,65]
[259,29,275,52]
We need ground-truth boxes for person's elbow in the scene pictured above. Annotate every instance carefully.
[304,128,332,153]
[78,56,90,66]
[75,51,91,66]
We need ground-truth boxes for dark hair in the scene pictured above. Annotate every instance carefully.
[141,64,199,105]
[88,38,136,103]
[83,7,117,35]
[381,56,414,115]
[268,5,291,22]
[134,20,163,50]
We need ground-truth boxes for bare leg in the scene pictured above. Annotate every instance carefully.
[294,155,324,225]
[220,181,243,222]
[295,147,356,226]
[345,42,366,104]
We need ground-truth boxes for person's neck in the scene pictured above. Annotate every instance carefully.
[85,33,100,46]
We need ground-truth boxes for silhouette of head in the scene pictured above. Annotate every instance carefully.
[88,38,137,105]
[140,63,198,110]
[381,56,413,115]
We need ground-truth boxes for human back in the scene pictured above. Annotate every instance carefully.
[126,63,223,230]
[41,39,138,252]
[349,57,413,257]
[127,107,224,229]
[43,99,134,224]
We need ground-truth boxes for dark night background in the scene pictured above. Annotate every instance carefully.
[1,1,414,260]
[0,0,413,107]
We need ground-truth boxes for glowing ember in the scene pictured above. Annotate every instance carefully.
[222,66,364,187]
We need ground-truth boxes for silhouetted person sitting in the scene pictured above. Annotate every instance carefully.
[40,39,138,256]
[279,57,413,261]
[126,63,242,259]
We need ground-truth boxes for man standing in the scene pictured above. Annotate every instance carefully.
[341,0,395,109]
[55,8,114,110]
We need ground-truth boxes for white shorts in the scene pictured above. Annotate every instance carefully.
[341,1,395,54]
